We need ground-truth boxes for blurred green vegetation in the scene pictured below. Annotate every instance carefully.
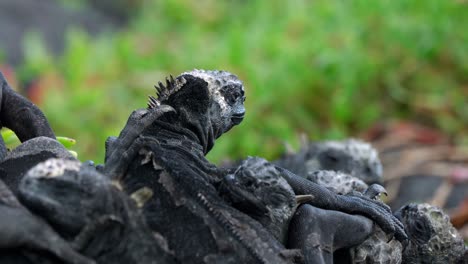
[6,0,468,163]
[1,129,78,157]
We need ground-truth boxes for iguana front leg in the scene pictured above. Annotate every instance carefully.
[275,166,407,242]
[288,204,374,264]
[102,105,175,180]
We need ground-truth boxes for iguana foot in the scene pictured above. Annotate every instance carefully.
[276,166,407,242]
[363,184,388,200]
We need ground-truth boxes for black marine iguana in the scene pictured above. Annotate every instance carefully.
[0,72,55,161]
[275,138,383,185]
[0,177,93,264]
[102,69,406,264]
[17,158,178,264]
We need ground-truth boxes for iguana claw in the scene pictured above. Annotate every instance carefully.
[364,184,388,200]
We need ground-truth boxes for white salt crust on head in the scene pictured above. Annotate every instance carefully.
[27,158,81,178]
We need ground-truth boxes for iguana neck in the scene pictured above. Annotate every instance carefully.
[143,120,204,154]
[141,119,222,184]
[145,108,219,155]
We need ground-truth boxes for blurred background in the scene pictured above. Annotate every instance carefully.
[0,0,467,164]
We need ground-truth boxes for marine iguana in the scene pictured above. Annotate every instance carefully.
[394,203,466,264]
[0,178,93,264]
[102,69,406,263]
[0,72,55,161]
[275,138,383,185]
[18,158,178,264]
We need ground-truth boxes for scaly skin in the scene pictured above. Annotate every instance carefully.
[102,104,175,180]
[0,178,93,264]
[219,156,297,244]
[107,71,295,263]
[395,203,466,264]
[102,69,406,264]
[275,167,406,242]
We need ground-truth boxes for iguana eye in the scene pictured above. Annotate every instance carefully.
[325,152,339,163]
[224,87,244,105]
[227,92,238,104]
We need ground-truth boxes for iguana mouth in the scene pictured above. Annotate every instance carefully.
[231,113,245,125]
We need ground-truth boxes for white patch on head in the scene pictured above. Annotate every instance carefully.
[27,158,81,178]
[322,139,379,163]
[307,170,368,194]
[182,69,244,116]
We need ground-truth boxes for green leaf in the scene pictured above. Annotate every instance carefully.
[57,136,77,148]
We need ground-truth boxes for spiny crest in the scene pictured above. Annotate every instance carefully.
[147,75,187,109]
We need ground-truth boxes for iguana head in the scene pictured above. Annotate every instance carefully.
[148,69,246,153]
[394,203,465,263]
[301,139,382,184]
[19,159,121,238]
[220,156,295,243]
